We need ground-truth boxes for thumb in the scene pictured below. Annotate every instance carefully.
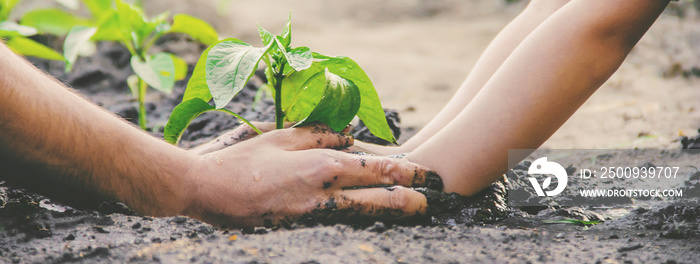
[263,122,354,151]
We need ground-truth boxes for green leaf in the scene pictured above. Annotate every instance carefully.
[182,43,217,102]
[284,70,325,121]
[282,53,394,142]
[142,11,168,35]
[81,0,112,19]
[284,46,312,72]
[169,14,218,45]
[5,35,64,60]
[164,97,259,145]
[114,0,144,28]
[114,0,147,44]
[0,0,21,21]
[206,39,270,108]
[169,53,187,81]
[91,10,129,42]
[258,14,291,48]
[20,8,91,35]
[293,68,361,132]
[63,26,97,71]
[130,53,175,94]
[164,98,216,144]
[257,25,274,46]
[0,21,37,36]
[182,38,251,103]
[131,11,168,48]
[55,0,80,10]
[0,30,20,38]
[280,14,291,48]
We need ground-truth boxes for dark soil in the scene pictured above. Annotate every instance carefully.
[680,129,700,149]
[1,34,699,263]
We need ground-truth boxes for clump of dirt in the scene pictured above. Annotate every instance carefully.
[680,129,700,149]
[351,109,402,146]
[415,177,509,226]
[614,204,700,239]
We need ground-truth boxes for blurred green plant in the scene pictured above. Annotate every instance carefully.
[64,0,219,129]
[18,0,100,36]
[0,0,66,60]
[164,16,394,145]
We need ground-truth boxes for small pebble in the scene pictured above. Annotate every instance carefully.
[367,222,386,233]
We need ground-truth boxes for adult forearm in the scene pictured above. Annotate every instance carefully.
[0,44,192,215]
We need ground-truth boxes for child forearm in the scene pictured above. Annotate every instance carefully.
[407,0,670,196]
[400,0,571,153]
[352,0,571,156]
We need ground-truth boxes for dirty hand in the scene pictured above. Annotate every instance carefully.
[180,123,442,228]
[189,122,356,155]
[188,122,287,155]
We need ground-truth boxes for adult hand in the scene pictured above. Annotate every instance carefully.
[189,122,291,155]
[180,123,442,228]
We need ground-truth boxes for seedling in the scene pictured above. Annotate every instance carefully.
[19,0,104,36]
[0,0,64,60]
[63,0,219,129]
[164,16,395,145]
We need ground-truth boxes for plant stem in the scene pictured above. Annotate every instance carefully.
[274,70,285,129]
[124,41,138,59]
[142,34,162,54]
[137,77,148,130]
[218,109,263,134]
[124,39,149,130]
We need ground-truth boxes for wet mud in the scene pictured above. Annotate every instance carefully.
[1,32,699,263]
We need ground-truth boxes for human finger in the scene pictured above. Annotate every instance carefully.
[318,152,443,191]
[260,122,353,151]
[190,122,294,154]
[298,186,427,225]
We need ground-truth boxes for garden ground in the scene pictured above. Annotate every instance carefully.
[1,0,699,263]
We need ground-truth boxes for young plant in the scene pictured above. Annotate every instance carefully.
[0,0,64,60]
[63,0,219,129]
[164,17,395,145]
[19,0,101,36]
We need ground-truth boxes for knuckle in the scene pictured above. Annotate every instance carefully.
[369,157,388,175]
[388,188,412,211]
[299,162,339,188]
[368,158,399,184]
[310,152,342,177]
[265,128,292,141]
